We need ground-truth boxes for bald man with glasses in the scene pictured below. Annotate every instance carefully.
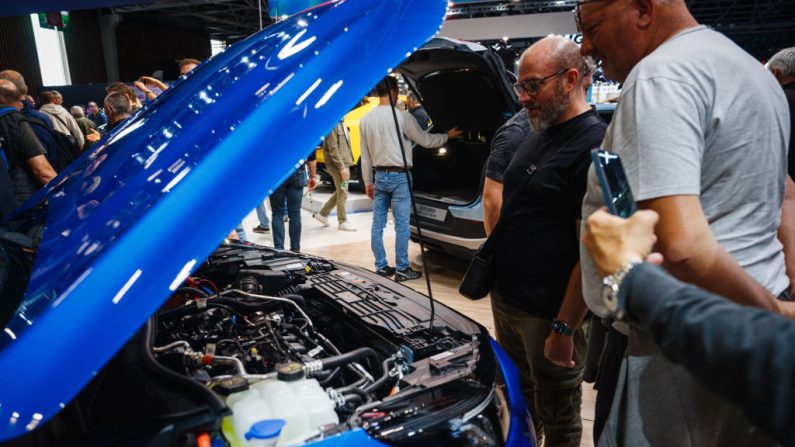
[489,36,605,447]
[574,0,793,445]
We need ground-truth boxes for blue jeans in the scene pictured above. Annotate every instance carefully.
[270,170,306,251]
[255,201,270,228]
[371,171,411,270]
[235,223,249,242]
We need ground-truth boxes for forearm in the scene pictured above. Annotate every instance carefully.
[150,79,168,91]
[307,160,317,178]
[665,244,778,311]
[778,176,795,289]
[554,262,589,328]
[623,263,795,443]
[482,178,502,236]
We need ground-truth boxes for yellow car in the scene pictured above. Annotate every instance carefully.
[316,96,405,190]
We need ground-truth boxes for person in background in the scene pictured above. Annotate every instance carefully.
[106,82,142,112]
[491,37,606,447]
[270,152,318,252]
[405,92,430,130]
[251,200,271,234]
[0,70,60,167]
[134,75,169,102]
[0,80,57,208]
[70,105,101,150]
[576,0,794,444]
[39,90,85,150]
[178,58,201,77]
[0,70,53,129]
[315,120,357,231]
[360,76,461,281]
[103,92,132,132]
[582,208,795,447]
[86,101,108,128]
[482,109,532,236]
[766,47,795,179]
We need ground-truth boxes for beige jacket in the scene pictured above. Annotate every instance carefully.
[39,103,85,148]
[321,122,354,169]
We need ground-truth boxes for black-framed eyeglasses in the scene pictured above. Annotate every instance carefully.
[512,68,570,96]
[574,0,615,34]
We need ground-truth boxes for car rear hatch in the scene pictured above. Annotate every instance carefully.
[396,38,519,239]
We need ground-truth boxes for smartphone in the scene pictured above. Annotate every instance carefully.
[591,149,637,217]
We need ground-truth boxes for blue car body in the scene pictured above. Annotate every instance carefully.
[0,1,534,445]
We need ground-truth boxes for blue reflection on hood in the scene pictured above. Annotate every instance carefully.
[0,0,447,440]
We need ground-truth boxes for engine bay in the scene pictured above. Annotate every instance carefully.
[151,243,497,446]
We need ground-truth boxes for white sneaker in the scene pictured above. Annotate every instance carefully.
[314,214,329,227]
[338,221,357,232]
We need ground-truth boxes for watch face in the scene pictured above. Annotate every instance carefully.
[551,320,569,335]
[602,281,619,314]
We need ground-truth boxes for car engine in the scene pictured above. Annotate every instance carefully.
[150,243,503,446]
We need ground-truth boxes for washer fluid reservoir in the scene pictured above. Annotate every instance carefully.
[225,376,338,446]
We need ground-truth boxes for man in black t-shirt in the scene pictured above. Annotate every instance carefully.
[0,80,56,215]
[490,37,606,447]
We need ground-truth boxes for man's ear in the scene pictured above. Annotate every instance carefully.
[635,0,654,29]
[565,68,581,93]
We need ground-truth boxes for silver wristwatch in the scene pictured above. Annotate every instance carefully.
[601,260,642,319]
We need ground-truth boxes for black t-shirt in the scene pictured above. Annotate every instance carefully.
[494,109,606,318]
[485,110,532,183]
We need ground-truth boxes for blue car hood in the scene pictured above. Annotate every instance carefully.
[0,0,447,440]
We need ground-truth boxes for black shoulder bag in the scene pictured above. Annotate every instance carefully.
[459,113,603,300]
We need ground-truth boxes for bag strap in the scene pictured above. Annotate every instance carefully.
[481,112,603,254]
[0,107,17,119]
[50,111,70,130]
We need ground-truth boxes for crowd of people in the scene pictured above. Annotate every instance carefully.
[1,2,794,444]
[480,1,795,446]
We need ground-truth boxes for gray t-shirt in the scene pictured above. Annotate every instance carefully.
[581,25,790,317]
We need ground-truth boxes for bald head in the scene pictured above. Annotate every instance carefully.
[0,70,27,96]
[515,36,592,131]
[522,36,587,85]
[0,79,21,107]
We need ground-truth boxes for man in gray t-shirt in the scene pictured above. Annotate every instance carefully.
[577,0,793,445]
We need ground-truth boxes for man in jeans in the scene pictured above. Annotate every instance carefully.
[269,152,317,252]
[360,77,460,281]
[490,36,605,447]
[315,120,357,231]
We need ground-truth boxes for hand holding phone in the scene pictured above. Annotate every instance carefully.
[591,149,637,217]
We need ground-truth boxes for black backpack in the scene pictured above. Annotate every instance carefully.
[0,108,29,214]
[26,114,81,171]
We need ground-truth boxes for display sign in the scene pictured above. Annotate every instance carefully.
[38,12,70,31]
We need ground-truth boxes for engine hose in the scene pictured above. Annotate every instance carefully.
[343,388,372,405]
[363,358,396,393]
[333,377,369,395]
[318,347,382,376]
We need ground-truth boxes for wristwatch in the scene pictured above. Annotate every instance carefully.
[551,319,574,336]
[601,260,642,319]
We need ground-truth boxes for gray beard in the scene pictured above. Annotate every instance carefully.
[526,83,569,132]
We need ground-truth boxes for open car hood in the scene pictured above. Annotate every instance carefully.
[396,37,520,134]
[0,0,447,440]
